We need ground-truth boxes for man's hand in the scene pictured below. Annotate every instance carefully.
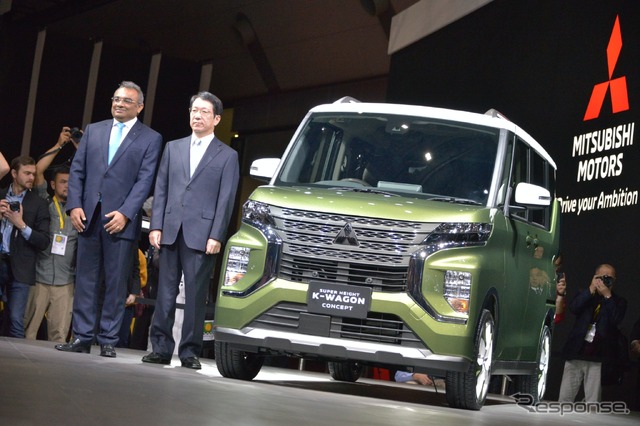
[205,239,221,255]
[104,210,128,234]
[149,230,162,249]
[412,373,434,386]
[125,294,137,307]
[0,200,26,229]
[589,275,599,295]
[58,127,72,148]
[594,277,612,299]
[70,208,87,232]
[556,276,566,296]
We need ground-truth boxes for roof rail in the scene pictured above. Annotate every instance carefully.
[484,108,510,120]
[334,96,361,104]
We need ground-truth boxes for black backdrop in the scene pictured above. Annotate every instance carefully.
[388,0,639,403]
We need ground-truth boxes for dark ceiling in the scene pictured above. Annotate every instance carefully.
[5,0,420,103]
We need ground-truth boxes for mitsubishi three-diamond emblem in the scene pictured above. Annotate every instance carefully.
[333,223,359,246]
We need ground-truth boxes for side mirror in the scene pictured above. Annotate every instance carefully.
[514,182,551,207]
[250,158,280,182]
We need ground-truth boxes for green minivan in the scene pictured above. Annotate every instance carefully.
[214,98,560,410]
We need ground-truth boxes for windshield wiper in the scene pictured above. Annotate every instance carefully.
[328,187,400,197]
[429,196,482,206]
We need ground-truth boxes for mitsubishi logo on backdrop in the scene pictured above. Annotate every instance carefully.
[560,13,638,217]
[583,15,629,121]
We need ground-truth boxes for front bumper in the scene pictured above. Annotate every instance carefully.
[214,326,470,375]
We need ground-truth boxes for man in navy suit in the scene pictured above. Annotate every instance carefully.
[56,81,162,357]
[142,91,239,369]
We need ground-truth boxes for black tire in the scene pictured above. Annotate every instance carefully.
[445,309,495,410]
[513,325,551,404]
[328,360,362,382]
[214,340,264,380]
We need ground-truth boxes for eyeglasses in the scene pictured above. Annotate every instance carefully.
[189,108,214,116]
[111,96,138,105]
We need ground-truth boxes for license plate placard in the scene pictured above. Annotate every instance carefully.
[307,281,372,319]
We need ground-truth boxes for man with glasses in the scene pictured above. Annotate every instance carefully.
[142,91,239,369]
[56,81,162,358]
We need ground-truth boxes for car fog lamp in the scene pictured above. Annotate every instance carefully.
[223,246,251,286]
[443,270,471,314]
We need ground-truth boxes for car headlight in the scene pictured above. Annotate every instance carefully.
[423,222,492,248]
[443,270,471,314]
[242,200,275,230]
[223,246,251,287]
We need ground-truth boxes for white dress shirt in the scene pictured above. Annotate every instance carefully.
[190,133,214,177]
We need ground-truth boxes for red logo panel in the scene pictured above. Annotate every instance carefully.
[583,16,629,121]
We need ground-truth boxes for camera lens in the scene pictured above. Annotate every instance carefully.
[70,127,83,140]
[601,275,613,287]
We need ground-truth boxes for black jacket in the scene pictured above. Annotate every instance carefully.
[0,187,50,284]
[562,287,627,361]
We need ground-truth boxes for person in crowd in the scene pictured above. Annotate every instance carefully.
[0,151,9,180]
[55,81,162,358]
[0,156,50,338]
[394,370,444,387]
[554,253,566,324]
[24,129,79,342]
[629,316,640,410]
[116,246,147,348]
[129,196,156,350]
[142,91,239,370]
[631,318,640,359]
[558,263,627,402]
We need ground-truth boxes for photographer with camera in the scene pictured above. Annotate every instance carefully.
[22,129,81,342]
[558,263,627,402]
[36,126,81,172]
[0,156,50,338]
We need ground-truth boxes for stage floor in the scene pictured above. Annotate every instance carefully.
[1,337,637,425]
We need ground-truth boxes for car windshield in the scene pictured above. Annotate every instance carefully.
[275,112,500,205]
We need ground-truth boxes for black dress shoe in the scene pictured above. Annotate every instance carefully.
[55,338,91,354]
[100,344,117,358]
[180,357,201,370]
[142,352,171,365]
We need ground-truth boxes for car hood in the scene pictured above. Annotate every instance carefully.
[249,185,493,223]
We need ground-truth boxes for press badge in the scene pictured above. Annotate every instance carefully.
[51,233,68,256]
[585,323,596,342]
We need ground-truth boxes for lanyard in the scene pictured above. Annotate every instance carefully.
[53,196,65,230]
[592,302,601,322]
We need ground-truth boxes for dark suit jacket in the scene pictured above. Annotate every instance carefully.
[0,188,50,284]
[67,118,162,240]
[151,136,239,250]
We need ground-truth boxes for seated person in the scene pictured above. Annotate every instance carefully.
[394,370,444,387]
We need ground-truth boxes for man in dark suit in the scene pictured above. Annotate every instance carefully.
[0,156,50,338]
[142,91,239,369]
[55,81,162,357]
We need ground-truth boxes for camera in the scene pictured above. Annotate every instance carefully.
[599,275,614,287]
[69,127,83,141]
[9,201,20,212]
[555,271,565,282]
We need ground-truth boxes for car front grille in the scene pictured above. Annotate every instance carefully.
[271,206,437,292]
